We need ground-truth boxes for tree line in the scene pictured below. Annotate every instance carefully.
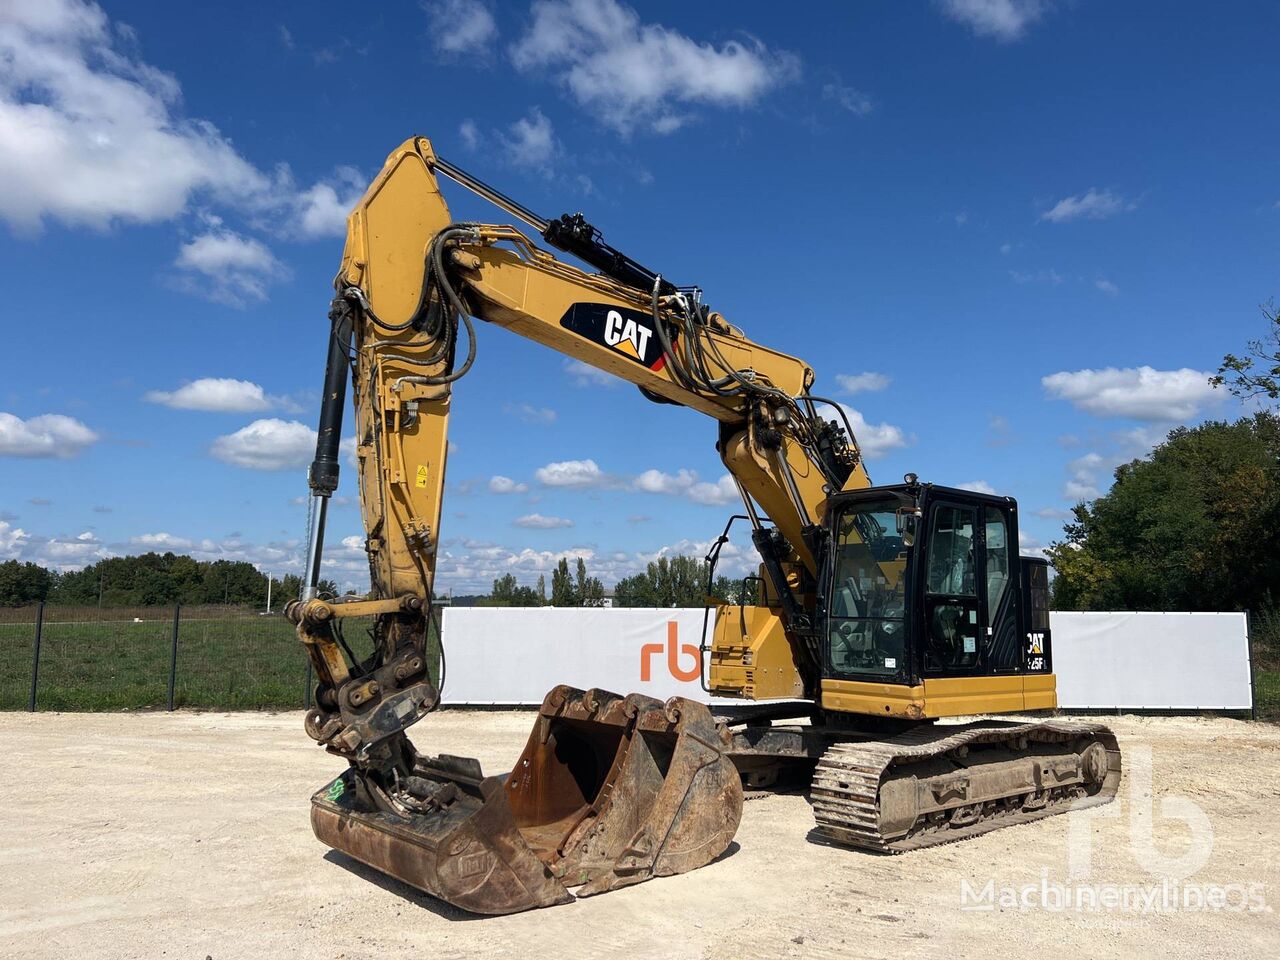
[0,553,335,608]
[475,555,747,608]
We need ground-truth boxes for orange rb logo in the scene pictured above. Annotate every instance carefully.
[640,621,701,683]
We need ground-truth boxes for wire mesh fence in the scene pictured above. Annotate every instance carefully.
[0,604,317,711]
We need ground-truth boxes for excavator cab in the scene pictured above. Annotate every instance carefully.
[818,479,1055,718]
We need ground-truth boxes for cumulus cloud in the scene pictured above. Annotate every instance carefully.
[501,106,558,172]
[633,468,738,506]
[1039,188,1134,224]
[956,480,996,495]
[1042,366,1219,421]
[938,0,1052,42]
[0,1,367,247]
[144,377,274,412]
[835,372,890,394]
[0,0,281,229]
[535,458,609,487]
[839,406,910,459]
[489,475,530,494]
[513,513,574,529]
[509,0,800,134]
[0,411,98,458]
[210,418,314,470]
[425,0,497,55]
[290,166,364,239]
[130,531,194,550]
[0,520,30,559]
[173,227,289,307]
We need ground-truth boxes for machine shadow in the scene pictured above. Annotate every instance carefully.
[322,850,486,921]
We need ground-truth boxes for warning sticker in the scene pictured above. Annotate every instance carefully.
[415,465,429,488]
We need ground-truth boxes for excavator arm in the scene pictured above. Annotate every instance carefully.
[284,137,868,913]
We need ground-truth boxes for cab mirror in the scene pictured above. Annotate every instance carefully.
[895,508,920,547]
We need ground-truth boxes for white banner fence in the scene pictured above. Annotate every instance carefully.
[439,607,1256,712]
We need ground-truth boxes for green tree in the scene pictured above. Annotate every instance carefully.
[550,557,575,606]
[1046,413,1280,612]
[0,560,54,606]
[614,555,710,608]
[483,573,540,606]
[1213,301,1280,402]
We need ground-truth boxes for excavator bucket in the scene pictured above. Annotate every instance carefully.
[310,685,743,915]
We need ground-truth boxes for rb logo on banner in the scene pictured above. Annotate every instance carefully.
[640,621,701,683]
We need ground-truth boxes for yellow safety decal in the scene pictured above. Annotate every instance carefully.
[415,465,429,488]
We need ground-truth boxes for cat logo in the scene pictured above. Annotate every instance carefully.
[603,309,652,360]
[558,302,669,371]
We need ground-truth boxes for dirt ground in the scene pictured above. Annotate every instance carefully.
[1,710,1276,960]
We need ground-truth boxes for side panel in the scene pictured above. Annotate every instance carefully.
[821,675,1058,718]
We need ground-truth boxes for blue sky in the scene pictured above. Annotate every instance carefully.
[1,0,1276,593]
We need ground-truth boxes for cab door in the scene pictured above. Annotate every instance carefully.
[921,501,983,675]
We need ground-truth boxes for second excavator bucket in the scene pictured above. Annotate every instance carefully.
[310,685,742,915]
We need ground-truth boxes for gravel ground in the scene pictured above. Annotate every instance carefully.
[1,710,1276,960]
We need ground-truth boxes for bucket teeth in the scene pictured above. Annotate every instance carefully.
[309,685,742,914]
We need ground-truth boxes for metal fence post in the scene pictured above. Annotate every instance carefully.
[304,661,313,709]
[167,603,181,711]
[1246,610,1257,721]
[27,601,44,712]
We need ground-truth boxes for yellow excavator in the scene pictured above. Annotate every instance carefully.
[285,137,1120,915]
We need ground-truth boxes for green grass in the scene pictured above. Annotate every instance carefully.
[1255,668,1280,721]
[0,607,441,712]
[0,613,310,710]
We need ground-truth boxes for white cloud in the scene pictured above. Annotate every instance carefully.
[425,0,497,55]
[1034,506,1072,520]
[509,0,800,135]
[956,480,996,495]
[839,405,910,459]
[130,531,194,550]
[173,227,289,307]
[145,377,272,412]
[210,418,314,470]
[290,166,363,239]
[501,106,558,172]
[1064,451,1103,501]
[0,411,98,458]
[1039,188,1134,224]
[535,458,609,487]
[504,402,557,424]
[1042,366,1219,421]
[633,468,738,506]
[0,0,281,229]
[514,513,574,529]
[1018,530,1047,559]
[1094,277,1120,296]
[489,475,530,494]
[822,82,873,117]
[835,372,890,394]
[939,0,1051,42]
[0,520,30,559]
[459,118,479,150]
[563,358,617,387]
[0,1,364,243]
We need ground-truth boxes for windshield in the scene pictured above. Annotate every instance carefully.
[828,498,910,677]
